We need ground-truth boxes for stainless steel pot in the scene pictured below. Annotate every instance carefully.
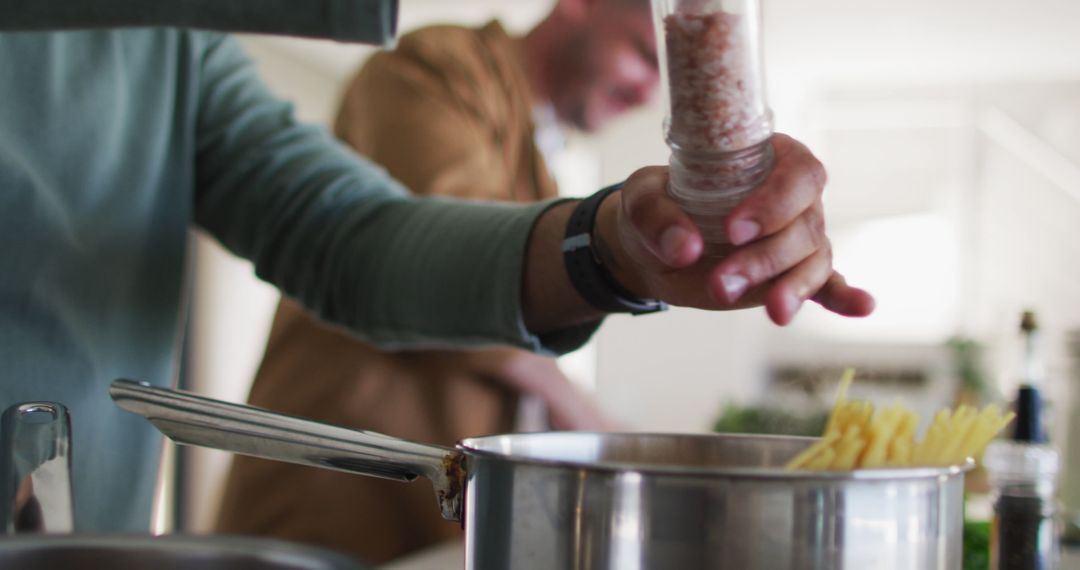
[0,400,365,569]
[111,380,969,570]
[0,535,363,569]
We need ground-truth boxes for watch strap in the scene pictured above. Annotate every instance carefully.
[561,183,668,315]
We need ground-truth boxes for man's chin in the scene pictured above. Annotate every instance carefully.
[586,102,633,132]
[565,102,614,132]
[566,107,595,132]
[576,109,609,133]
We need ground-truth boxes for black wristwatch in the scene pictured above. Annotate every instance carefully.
[561,183,668,315]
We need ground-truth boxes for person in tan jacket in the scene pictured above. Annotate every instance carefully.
[216,0,661,564]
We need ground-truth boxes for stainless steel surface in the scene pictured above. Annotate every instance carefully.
[0,534,364,569]
[0,402,75,533]
[377,539,1080,570]
[460,432,967,570]
[116,382,969,570]
[109,380,463,521]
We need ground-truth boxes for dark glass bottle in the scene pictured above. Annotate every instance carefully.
[983,310,1060,570]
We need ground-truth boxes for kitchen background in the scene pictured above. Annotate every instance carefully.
[177,0,1080,535]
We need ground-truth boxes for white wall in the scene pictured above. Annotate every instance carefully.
[584,0,1080,432]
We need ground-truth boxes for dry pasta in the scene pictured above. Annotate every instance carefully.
[786,369,1015,471]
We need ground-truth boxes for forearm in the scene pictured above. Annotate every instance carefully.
[201,119,597,353]
[522,193,647,335]
[0,0,394,42]
[194,35,594,354]
[209,188,559,351]
[522,202,600,334]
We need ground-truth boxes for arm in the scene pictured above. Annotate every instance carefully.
[192,35,866,358]
[193,34,562,352]
[0,0,393,43]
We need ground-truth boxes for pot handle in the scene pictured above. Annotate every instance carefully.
[109,379,465,521]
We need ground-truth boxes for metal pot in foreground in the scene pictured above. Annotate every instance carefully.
[0,400,364,570]
[0,535,363,569]
[111,380,968,570]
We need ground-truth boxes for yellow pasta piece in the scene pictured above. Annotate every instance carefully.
[886,437,913,467]
[934,406,978,465]
[965,406,1002,446]
[912,409,951,466]
[864,405,908,467]
[786,432,841,470]
[830,426,867,470]
[824,369,856,436]
[805,447,836,470]
[882,408,917,467]
[896,410,919,440]
[786,369,1014,471]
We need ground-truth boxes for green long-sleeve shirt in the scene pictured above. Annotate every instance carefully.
[0,28,585,531]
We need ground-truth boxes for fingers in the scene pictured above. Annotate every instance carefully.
[725,133,826,246]
[709,208,876,325]
[608,155,875,326]
[620,166,704,268]
[761,247,835,325]
[712,205,825,303]
[811,272,876,318]
[763,266,876,326]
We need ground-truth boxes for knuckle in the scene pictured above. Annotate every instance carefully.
[789,154,827,194]
[811,212,827,242]
[757,175,798,219]
[769,166,798,192]
[754,247,784,280]
[627,165,667,188]
[800,212,826,249]
[799,214,820,250]
[808,158,828,189]
[625,191,661,227]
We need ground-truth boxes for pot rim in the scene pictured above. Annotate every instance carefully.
[458,431,975,481]
[0,534,362,569]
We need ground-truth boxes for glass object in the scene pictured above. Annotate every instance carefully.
[1012,311,1047,443]
[981,310,1061,569]
[1062,329,1080,543]
[653,0,775,257]
[983,440,1060,570]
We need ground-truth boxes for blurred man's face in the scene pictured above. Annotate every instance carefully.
[551,2,659,132]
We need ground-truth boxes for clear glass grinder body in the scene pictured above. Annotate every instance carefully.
[653,0,775,257]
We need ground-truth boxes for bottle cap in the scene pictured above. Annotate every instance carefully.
[1012,385,1046,443]
[1020,310,1038,333]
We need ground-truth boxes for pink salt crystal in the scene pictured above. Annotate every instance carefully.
[664,10,770,153]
